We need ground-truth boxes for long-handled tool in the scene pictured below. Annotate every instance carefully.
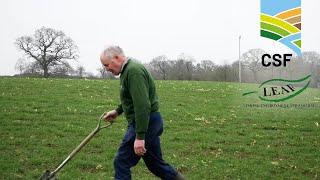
[40,113,111,180]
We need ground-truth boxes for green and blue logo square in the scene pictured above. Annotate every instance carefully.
[261,0,301,56]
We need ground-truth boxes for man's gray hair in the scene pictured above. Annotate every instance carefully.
[102,46,125,59]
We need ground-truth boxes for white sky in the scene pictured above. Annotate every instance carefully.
[0,0,319,76]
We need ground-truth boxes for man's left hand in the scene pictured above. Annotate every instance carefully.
[134,139,146,156]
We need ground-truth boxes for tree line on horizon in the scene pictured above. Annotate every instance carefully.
[14,27,320,88]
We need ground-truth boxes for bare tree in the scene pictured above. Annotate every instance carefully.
[200,60,217,80]
[301,51,320,64]
[97,66,114,79]
[174,59,186,80]
[76,66,85,78]
[15,58,27,75]
[200,60,215,72]
[15,27,78,78]
[241,49,267,82]
[98,67,107,79]
[176,53,194,80]
[21,61,43,75]
[293,51,320,87]
[150,55,170,80]
[51,62,74,76]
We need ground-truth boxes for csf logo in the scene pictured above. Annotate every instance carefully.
[243,0,310,103]
[260,0,301,67]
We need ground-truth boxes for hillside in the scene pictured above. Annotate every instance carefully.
[0,77,319,179]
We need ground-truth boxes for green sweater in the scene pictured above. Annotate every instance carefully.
[115,59,159,140]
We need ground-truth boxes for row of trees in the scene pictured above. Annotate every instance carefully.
[147,51,320,88]
[15,58,86,77]
[14,27,320,88]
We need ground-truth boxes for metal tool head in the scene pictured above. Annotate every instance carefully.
[39,170,56,180]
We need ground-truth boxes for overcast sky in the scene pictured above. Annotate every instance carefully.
[0,0,319,76]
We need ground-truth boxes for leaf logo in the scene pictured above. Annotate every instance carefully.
[243,75,311,102]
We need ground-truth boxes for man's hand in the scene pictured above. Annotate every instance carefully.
[134,139,146,156]
[103,110,118,122]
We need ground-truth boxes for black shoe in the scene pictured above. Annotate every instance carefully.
[175,172,186,180]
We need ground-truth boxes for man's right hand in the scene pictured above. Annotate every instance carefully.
[103,110,118,122]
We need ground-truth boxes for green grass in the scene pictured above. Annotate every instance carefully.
[0,77,319,179]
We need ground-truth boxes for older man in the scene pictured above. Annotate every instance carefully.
[100,46,185,180]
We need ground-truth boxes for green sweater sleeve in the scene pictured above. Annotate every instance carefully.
[115,104,123,115]
[128,73,151,140]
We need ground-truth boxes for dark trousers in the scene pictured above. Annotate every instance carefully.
[114,112,178,180]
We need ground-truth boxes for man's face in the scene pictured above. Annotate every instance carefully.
[100,55,122,75]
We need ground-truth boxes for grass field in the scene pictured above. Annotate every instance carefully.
[0,77,319,179]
